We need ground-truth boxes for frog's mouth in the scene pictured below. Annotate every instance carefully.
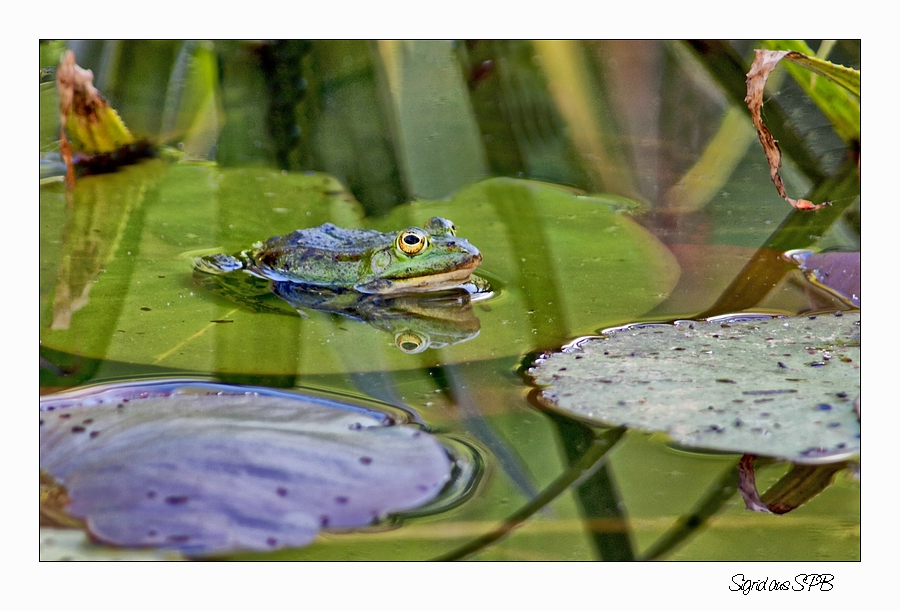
[355,258,481,295]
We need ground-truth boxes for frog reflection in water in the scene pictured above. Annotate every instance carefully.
[197,217,482,295]
[193,218,488,353]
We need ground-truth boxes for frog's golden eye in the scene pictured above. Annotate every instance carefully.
[396,228,429,256]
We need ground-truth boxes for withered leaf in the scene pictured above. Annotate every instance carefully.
[745,49,831,211]
[56,50,136,186]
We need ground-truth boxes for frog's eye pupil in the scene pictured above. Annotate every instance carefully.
[398,229,428,255]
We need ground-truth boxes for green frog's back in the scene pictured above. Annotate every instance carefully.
[266,224,394,254]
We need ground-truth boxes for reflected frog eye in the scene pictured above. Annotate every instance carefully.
[395,331,429,353]
[396,228,429,256]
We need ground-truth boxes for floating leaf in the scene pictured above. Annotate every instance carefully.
[788,250,860,308]
[40,381,458,556]
[528,313,860,463]
[40,169,679,376]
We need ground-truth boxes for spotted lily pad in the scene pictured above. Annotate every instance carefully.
[528,313,860,463]
[40,381,457,556]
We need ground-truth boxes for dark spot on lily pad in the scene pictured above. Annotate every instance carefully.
[167,534,190,543]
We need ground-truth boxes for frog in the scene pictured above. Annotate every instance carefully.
[194,217,482,295]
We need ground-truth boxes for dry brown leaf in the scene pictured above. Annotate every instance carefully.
[745,49,831,211]
[56,51,135,187]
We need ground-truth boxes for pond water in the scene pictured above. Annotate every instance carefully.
[39,40,860,560]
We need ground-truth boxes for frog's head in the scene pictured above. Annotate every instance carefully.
[356,218,482,294]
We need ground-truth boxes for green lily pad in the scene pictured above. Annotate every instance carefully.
[40,163,679,376]
[528,313,860,463]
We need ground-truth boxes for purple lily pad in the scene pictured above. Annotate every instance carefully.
[790,250,860,307]
[40,380,454,556]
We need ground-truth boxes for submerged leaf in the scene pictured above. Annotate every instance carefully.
[40,381,457,556]
[528,313,860,463]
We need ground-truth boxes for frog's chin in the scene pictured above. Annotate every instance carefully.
[355,266,478,295]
